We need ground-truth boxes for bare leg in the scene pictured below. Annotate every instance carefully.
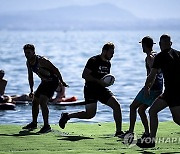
[138,104,149,134]
[106,96,122,132]
[129,100,142,133]
[39,95,49,126]
[59,102,97,129]
[32,96,40,123]
[170,106,180,125]
[68,103,97,119]
[149,98,167,138]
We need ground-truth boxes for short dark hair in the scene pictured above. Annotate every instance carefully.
[23,44,35,51]
[102,42,115,51]
[160,34,171,42]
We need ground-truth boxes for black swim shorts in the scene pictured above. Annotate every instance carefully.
[35,77,59,99]
[84,84,113,104]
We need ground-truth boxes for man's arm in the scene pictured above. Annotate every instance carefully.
[0,80,7,95]
[26,62,34,94]
[82,68,108,87]
[147,55,154,69]
[39,58,68,87]
[144,68,158,96]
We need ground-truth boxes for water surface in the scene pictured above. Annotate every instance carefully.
[1,30,179,124]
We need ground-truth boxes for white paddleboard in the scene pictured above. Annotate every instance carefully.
[52,100,86,106]
[15,100,86,106]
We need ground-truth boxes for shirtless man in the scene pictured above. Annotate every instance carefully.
[0,70,8,103]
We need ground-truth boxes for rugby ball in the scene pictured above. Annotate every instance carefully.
[101,74,115,86]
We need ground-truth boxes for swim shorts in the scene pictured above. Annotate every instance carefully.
[84,84,113,104]
[35,77,59,99]
[134,88,162,106]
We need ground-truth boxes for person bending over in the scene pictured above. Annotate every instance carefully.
[22,44,68,133]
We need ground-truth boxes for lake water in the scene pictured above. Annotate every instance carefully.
[0,30,180,125]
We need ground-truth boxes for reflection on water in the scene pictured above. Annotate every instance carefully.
[1,30,179,124]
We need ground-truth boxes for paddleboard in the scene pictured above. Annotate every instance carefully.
[14,101,30,104]
[52,100,86,106]
[14,100,86,106]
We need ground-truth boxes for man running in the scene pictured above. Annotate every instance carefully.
[59,42,124,136]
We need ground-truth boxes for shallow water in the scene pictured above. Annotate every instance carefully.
[0,30,180,124]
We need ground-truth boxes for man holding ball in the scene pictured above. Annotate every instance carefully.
[59,42,124,137]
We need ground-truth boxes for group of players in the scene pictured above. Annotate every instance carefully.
[1,34,180,148]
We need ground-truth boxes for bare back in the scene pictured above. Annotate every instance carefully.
[0,79,7,95]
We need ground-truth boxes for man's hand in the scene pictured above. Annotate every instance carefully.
[62,81,69,87]
[99,79,110,87]
[29,92,34,98]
